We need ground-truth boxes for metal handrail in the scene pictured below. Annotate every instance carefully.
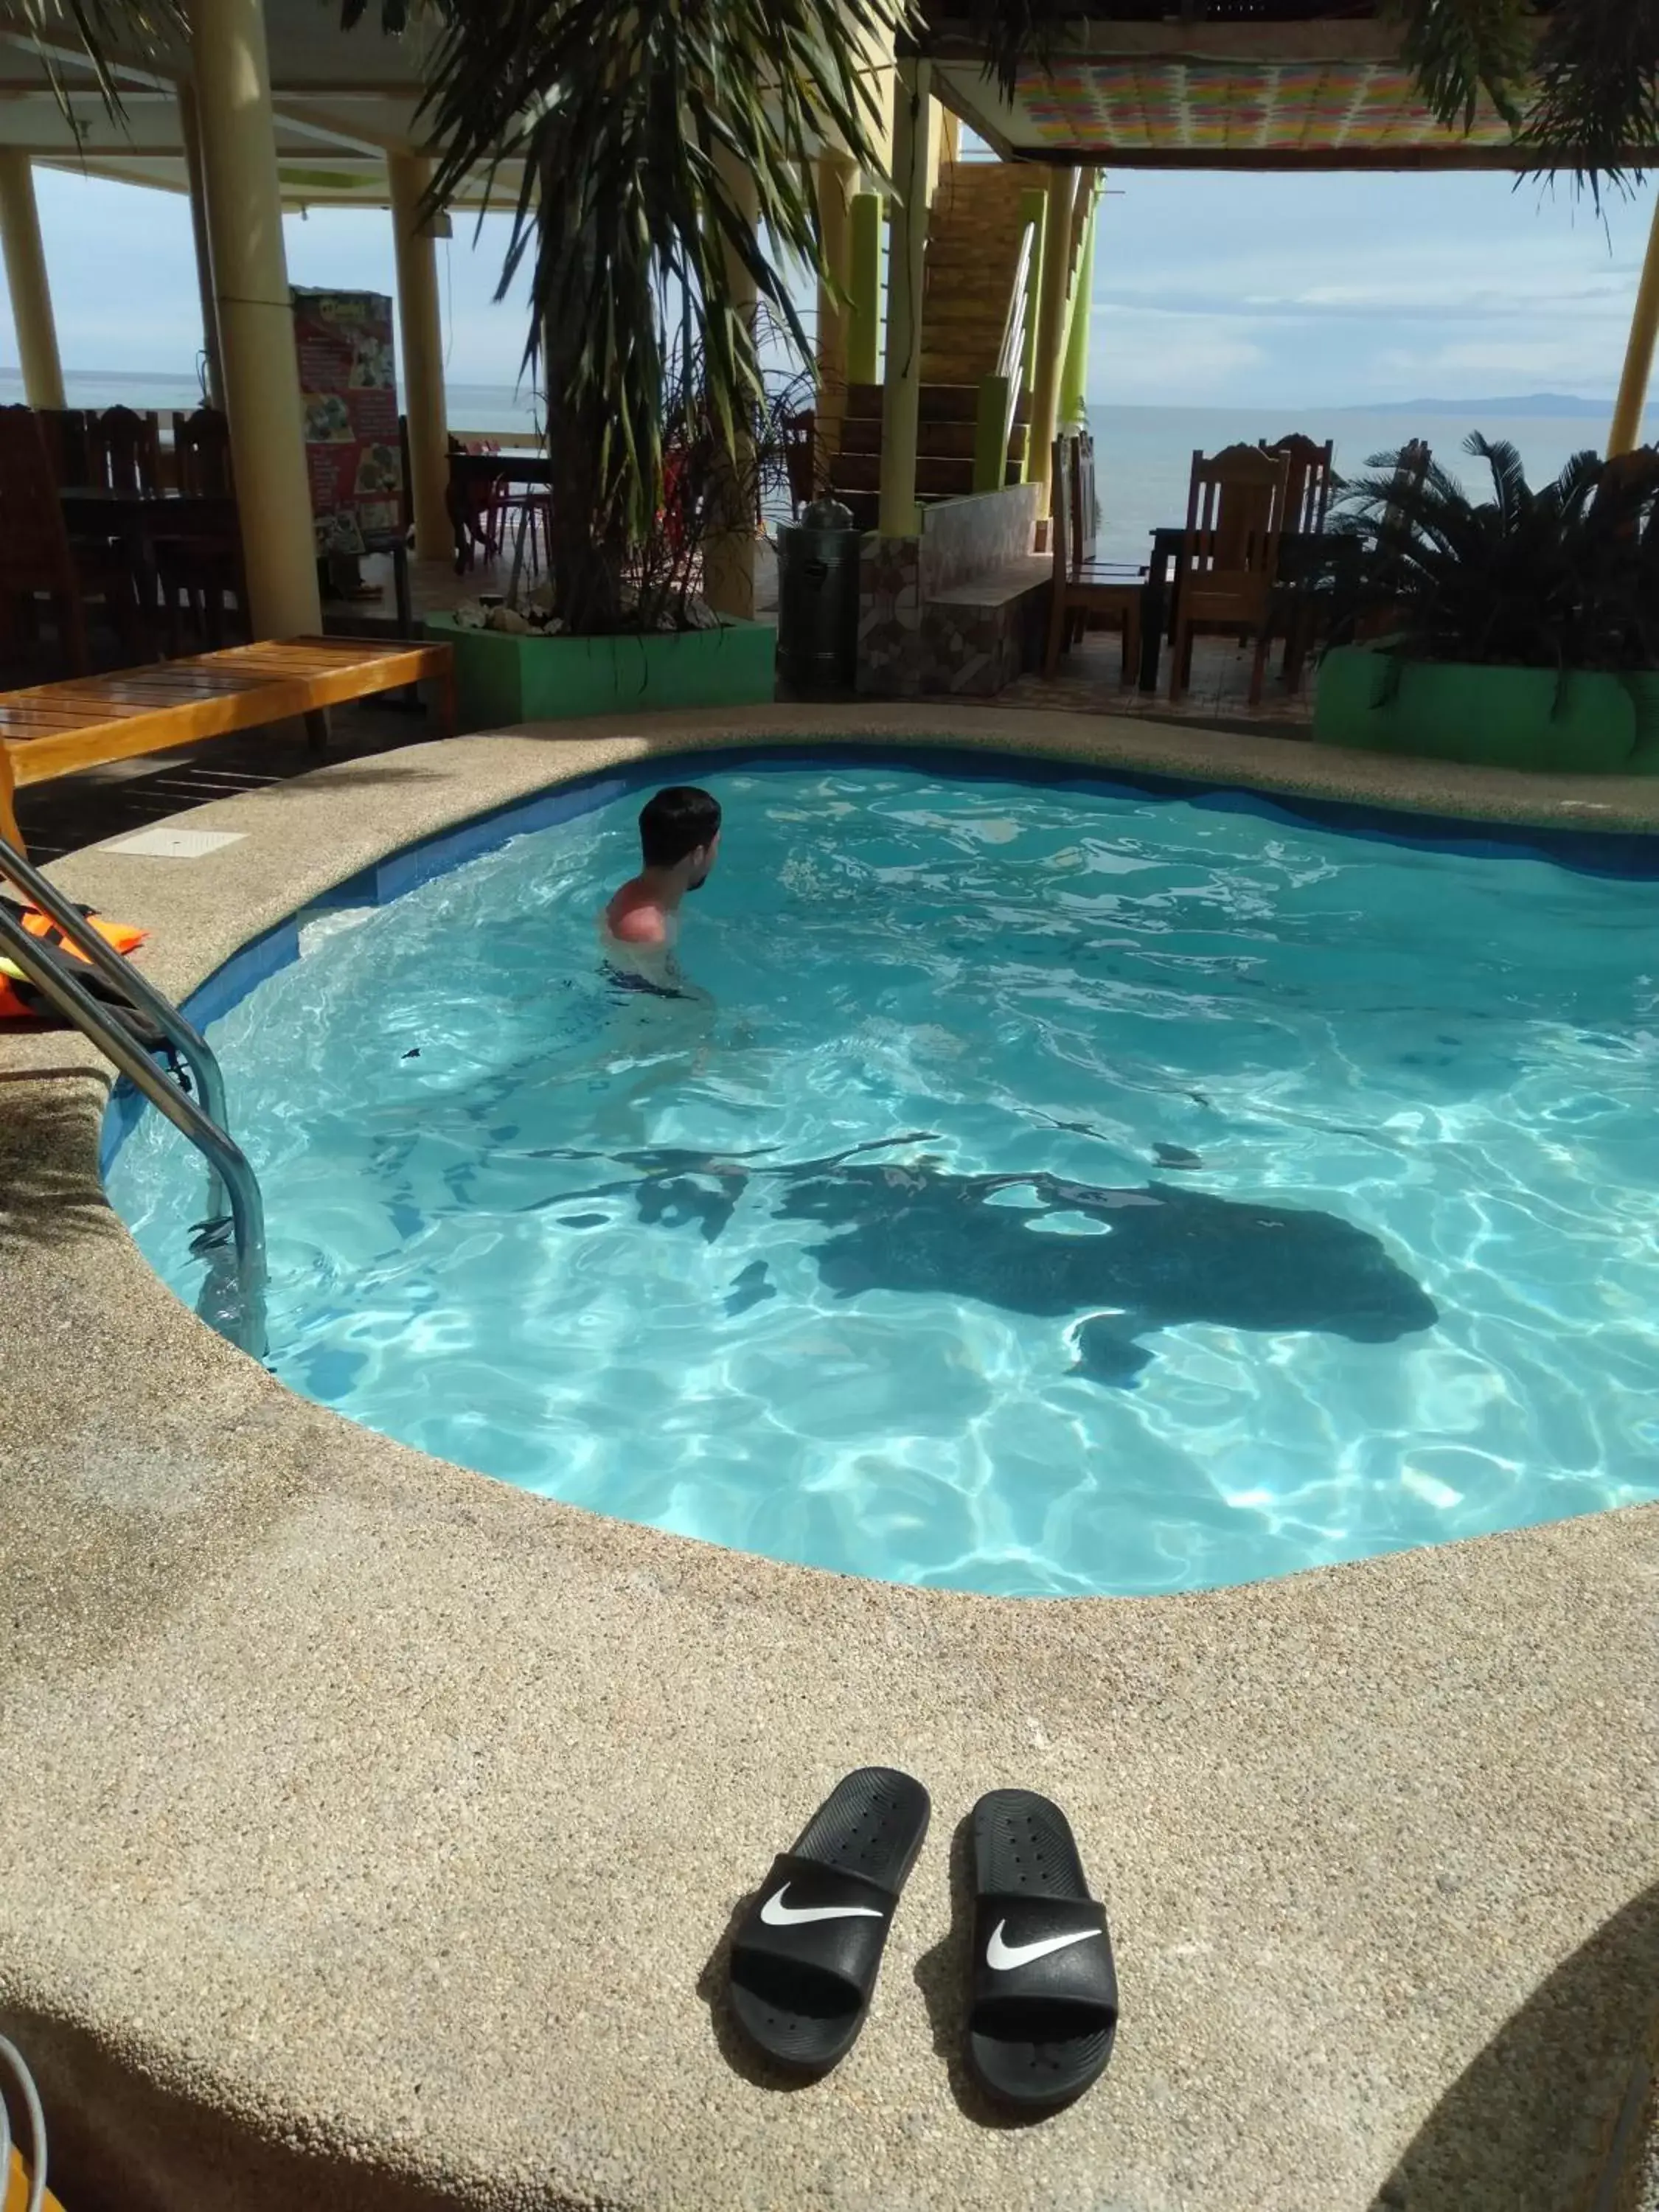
[0,833,231,1150]
[995,219,1036,389]
[0,844,266,1358]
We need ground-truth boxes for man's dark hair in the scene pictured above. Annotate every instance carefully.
[639,785,721,869]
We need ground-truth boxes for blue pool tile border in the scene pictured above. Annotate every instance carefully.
[98,740,1659,1175]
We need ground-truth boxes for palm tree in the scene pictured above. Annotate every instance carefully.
[412,0,903,630]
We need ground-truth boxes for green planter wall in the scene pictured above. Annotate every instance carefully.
[1314,646,1641,775]
[425,612,777,731]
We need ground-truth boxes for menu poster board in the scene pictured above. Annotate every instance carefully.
[293,287,404,558]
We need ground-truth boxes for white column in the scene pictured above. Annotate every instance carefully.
[189,0,322,638]
[387,150,451,563]
[178,86,225,410]
[703,154,758,620]
[0,152,65,409]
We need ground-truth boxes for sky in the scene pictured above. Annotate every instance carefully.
[3,158,1657,411]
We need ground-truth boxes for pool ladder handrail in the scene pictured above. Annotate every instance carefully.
[0,830,267,1358]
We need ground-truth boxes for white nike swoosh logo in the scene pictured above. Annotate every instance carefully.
[986,1919,1102,1972]
[761,1883,883,1928]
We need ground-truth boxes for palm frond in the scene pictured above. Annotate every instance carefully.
[1333,434,1659,672]
[1525,0,1659,201]
[1391,0,1531,133]
[1466,433,1528,529]
[7,0,186,119]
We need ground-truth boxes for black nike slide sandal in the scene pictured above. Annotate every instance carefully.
[966,1788,1118,2110]
[727,1766,931,2073]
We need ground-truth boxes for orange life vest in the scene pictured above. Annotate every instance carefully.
[0,905,147,1020]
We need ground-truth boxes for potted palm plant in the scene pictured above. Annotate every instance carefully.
[1315,437,1659,773]
[426,324,822,725]
[396,0,897,720]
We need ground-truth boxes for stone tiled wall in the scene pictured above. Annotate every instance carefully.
[919,484,1042,597]
[855,535,923,698]
[857,485,1046,699]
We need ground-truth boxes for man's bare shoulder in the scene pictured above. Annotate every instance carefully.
[607,902,669,947]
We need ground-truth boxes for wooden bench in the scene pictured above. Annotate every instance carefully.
[0,634,454,852]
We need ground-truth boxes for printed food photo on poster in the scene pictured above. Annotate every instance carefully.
[293,288,406,557]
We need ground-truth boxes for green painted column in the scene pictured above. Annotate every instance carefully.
[1027,166,1079,510]
[1059,194,1096,428]
[848,190,883,388]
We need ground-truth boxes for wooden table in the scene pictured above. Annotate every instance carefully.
[0,635,453,853]
[1135,526,1360,692]
[446,451,553,574]
[62,488,418,644]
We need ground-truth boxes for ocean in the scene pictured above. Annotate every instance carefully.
[13,369,1621,569]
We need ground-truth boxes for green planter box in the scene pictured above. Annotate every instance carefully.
[425,612,778,731]
[1313,646,1639,774]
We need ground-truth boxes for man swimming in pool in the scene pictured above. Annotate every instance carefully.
[599,785,722,995]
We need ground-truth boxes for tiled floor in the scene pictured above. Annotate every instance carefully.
[1001,627,1316,740]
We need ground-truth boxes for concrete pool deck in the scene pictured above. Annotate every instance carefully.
[2,701,1658,2212]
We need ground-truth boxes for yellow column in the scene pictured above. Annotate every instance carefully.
[1610,194,1659,457]
[0,152,64,409]
[387,150,451,563]
[178,86,225,410]
[815,150,855,458]
[190,0,321,639]
[703,154,757,619]
[877,56,933,540]
[1027,165,1079,508]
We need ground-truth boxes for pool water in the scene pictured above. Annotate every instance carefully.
[108,760,1659,1597]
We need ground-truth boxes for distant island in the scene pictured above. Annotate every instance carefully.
[1343,392,1614,420]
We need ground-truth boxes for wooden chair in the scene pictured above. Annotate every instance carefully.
[0,408,151,677]
[37,408,94,489]
[88,405,162,493]
[1261,433,1337,686]
[156,408,247,652]
[1169,443,1290,706]
[1262,433,1335,537]
[1044,433,1142,680]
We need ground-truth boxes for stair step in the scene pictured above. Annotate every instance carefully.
[835,417,1030,465]
[920,361,999,387]
[833,451,977,496]
[846,381,987,424]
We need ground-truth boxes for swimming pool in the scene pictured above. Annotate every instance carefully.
[107,753,1659,1597]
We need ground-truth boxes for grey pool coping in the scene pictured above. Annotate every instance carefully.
[2,701,1658,2212]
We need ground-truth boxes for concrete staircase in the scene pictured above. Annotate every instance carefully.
[921,159,1037,386]
[827,159,1037,532]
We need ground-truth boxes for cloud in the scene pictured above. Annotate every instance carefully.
[1088,309,1265,402]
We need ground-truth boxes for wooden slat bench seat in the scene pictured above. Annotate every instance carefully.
[0,635,454,851]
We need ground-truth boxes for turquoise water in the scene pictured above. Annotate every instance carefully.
[108,762,1659,1596]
